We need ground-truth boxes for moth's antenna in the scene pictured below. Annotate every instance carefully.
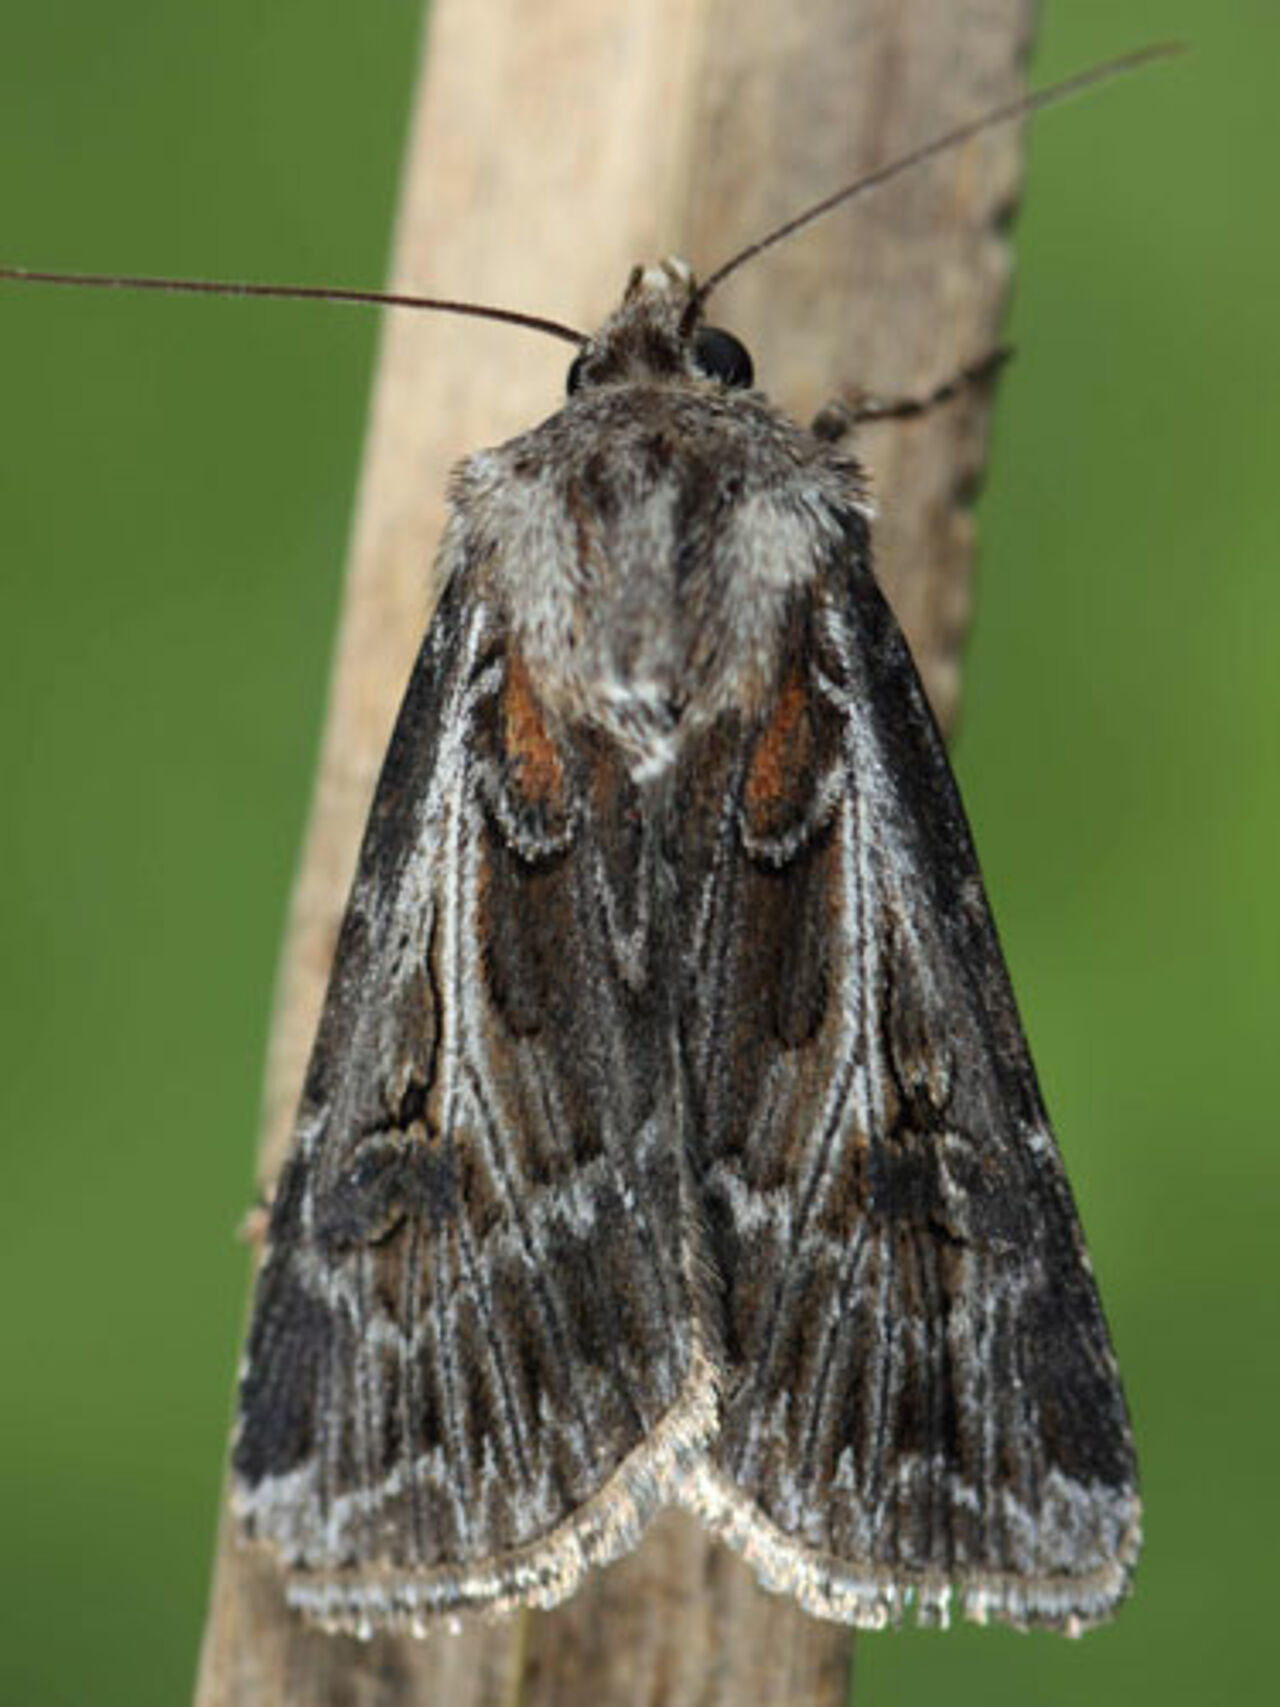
[0,266,588,348]
[3,44,1181,345]
[694,42,1186,313]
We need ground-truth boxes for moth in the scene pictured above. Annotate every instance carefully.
[0,50,1166,1643]
[228,242,1140,1636]
[221,57,1166,1640]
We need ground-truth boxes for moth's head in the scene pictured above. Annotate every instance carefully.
[565,258,753,398]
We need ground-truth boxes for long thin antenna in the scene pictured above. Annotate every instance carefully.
[0,266,587,347]
[694,42,1185,310]
[2,44,1183,345]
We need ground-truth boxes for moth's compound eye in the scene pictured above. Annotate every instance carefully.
[566,351,588,396]
[693,326,754,390]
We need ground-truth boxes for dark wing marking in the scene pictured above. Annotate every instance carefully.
[233,559,713,1635]
[678,516,1140,1633]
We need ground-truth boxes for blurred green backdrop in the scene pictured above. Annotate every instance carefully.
[0,3,1273,1703]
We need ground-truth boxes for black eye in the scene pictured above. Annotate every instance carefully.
[693,326,753,389]
[566,351,588,395]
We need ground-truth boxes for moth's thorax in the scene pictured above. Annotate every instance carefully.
[452,262,867,778]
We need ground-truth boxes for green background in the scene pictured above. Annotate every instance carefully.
[0,3,1273,1702]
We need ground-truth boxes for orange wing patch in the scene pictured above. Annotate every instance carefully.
[501,650,567,814]
[743,673,816,841]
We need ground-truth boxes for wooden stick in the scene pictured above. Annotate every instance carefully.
[193,1,1033,1701]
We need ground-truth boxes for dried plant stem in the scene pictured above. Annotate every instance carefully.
[194,2,1033,1701]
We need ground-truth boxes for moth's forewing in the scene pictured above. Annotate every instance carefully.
[234,555,715,1634]
[678,519,1140,1631]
